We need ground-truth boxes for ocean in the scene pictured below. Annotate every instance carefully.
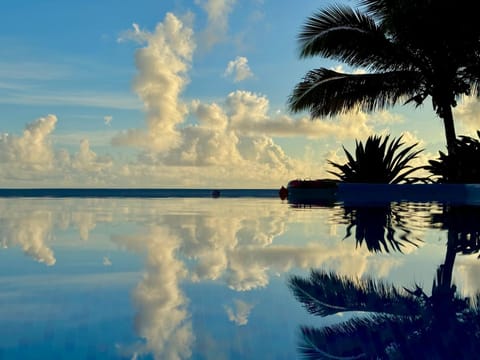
[0,188,280,198]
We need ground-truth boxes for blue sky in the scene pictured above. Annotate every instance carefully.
[1,0,479,188]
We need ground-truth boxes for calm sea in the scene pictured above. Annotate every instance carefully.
[0,190,479,359]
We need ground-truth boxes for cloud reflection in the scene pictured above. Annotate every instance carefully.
[225,299,254,326]
[0,201,56,265]
[114,228,193,360]
[0,197,439,359]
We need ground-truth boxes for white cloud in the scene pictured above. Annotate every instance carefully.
[0,91,141,110]
[71,139,113,173]
[195,0,237,50]
[112,13,195,152]
[224,90,376,139]
[117,23,150,44]
[0,115,116,187]
[224,56,253,82]
[0,61,70,80]
[0,13,416,188]
[0,114,57,172]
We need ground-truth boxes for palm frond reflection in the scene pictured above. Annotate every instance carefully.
[288,267,480,359]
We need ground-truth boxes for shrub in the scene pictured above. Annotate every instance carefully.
[426,132,480,183]
[328,134,423,184]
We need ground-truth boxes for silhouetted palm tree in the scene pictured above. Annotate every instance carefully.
[288,0,480,155]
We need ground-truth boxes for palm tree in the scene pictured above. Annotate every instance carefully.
[288,0,480,155]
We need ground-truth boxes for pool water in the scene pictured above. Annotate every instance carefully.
[0,197,479,359]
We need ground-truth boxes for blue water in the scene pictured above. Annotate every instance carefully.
[0,194,479,359]
[0,188,279,198]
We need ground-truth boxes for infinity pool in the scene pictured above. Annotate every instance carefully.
[0,197,478,359]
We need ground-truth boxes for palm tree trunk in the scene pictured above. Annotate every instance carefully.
[441,105,457,155]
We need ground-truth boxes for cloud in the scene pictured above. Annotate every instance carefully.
[104,115,113,126]
[195,0,237,50]
[114,228,193,360]
[0,115,116,187]
[71,139,113,173]
[0,114,57,172]
[112,13,195,152]
[454,95,480,136]
[224,56,253,82]
[0,91,141,110]
[0,200,56,265]
[0,61,70,80]
[224,299,254,326]
[110,14,411,187]
[117,23,150,44]
[223,90,376,139]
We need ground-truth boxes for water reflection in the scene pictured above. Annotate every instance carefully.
[332,202,432,253]
[3,198,480,359]
[289,203,480,359]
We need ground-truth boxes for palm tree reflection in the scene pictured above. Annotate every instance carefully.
[289,268,480,359]
[289,204,480,359]
[334,202,427,253]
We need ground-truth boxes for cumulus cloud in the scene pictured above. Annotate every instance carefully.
[112,13,195,152]
[0,114,56,172]
[102,13,410,187]
[0,13,412,188]
[71,139,113,173]
[0,114,115,187]
[195,0,236,50]
[224,56,253,82]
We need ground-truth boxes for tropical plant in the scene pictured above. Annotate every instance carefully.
[288,268,480,359]
[287,0,480,155]
[426,132,480,183]
[327,134,423,183]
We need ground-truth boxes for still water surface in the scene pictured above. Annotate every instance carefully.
[1,195,479,359]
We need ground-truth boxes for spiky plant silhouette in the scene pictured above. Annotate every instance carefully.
[426,131,480,183]
[328,134,423,183]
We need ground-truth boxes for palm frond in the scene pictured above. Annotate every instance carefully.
[299,5,417,71]
[288,68,423,118]
[288,270,422,317]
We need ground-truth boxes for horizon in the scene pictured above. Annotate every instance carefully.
[1,0,479,188]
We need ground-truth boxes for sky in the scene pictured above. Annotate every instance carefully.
[1,0,480,188]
